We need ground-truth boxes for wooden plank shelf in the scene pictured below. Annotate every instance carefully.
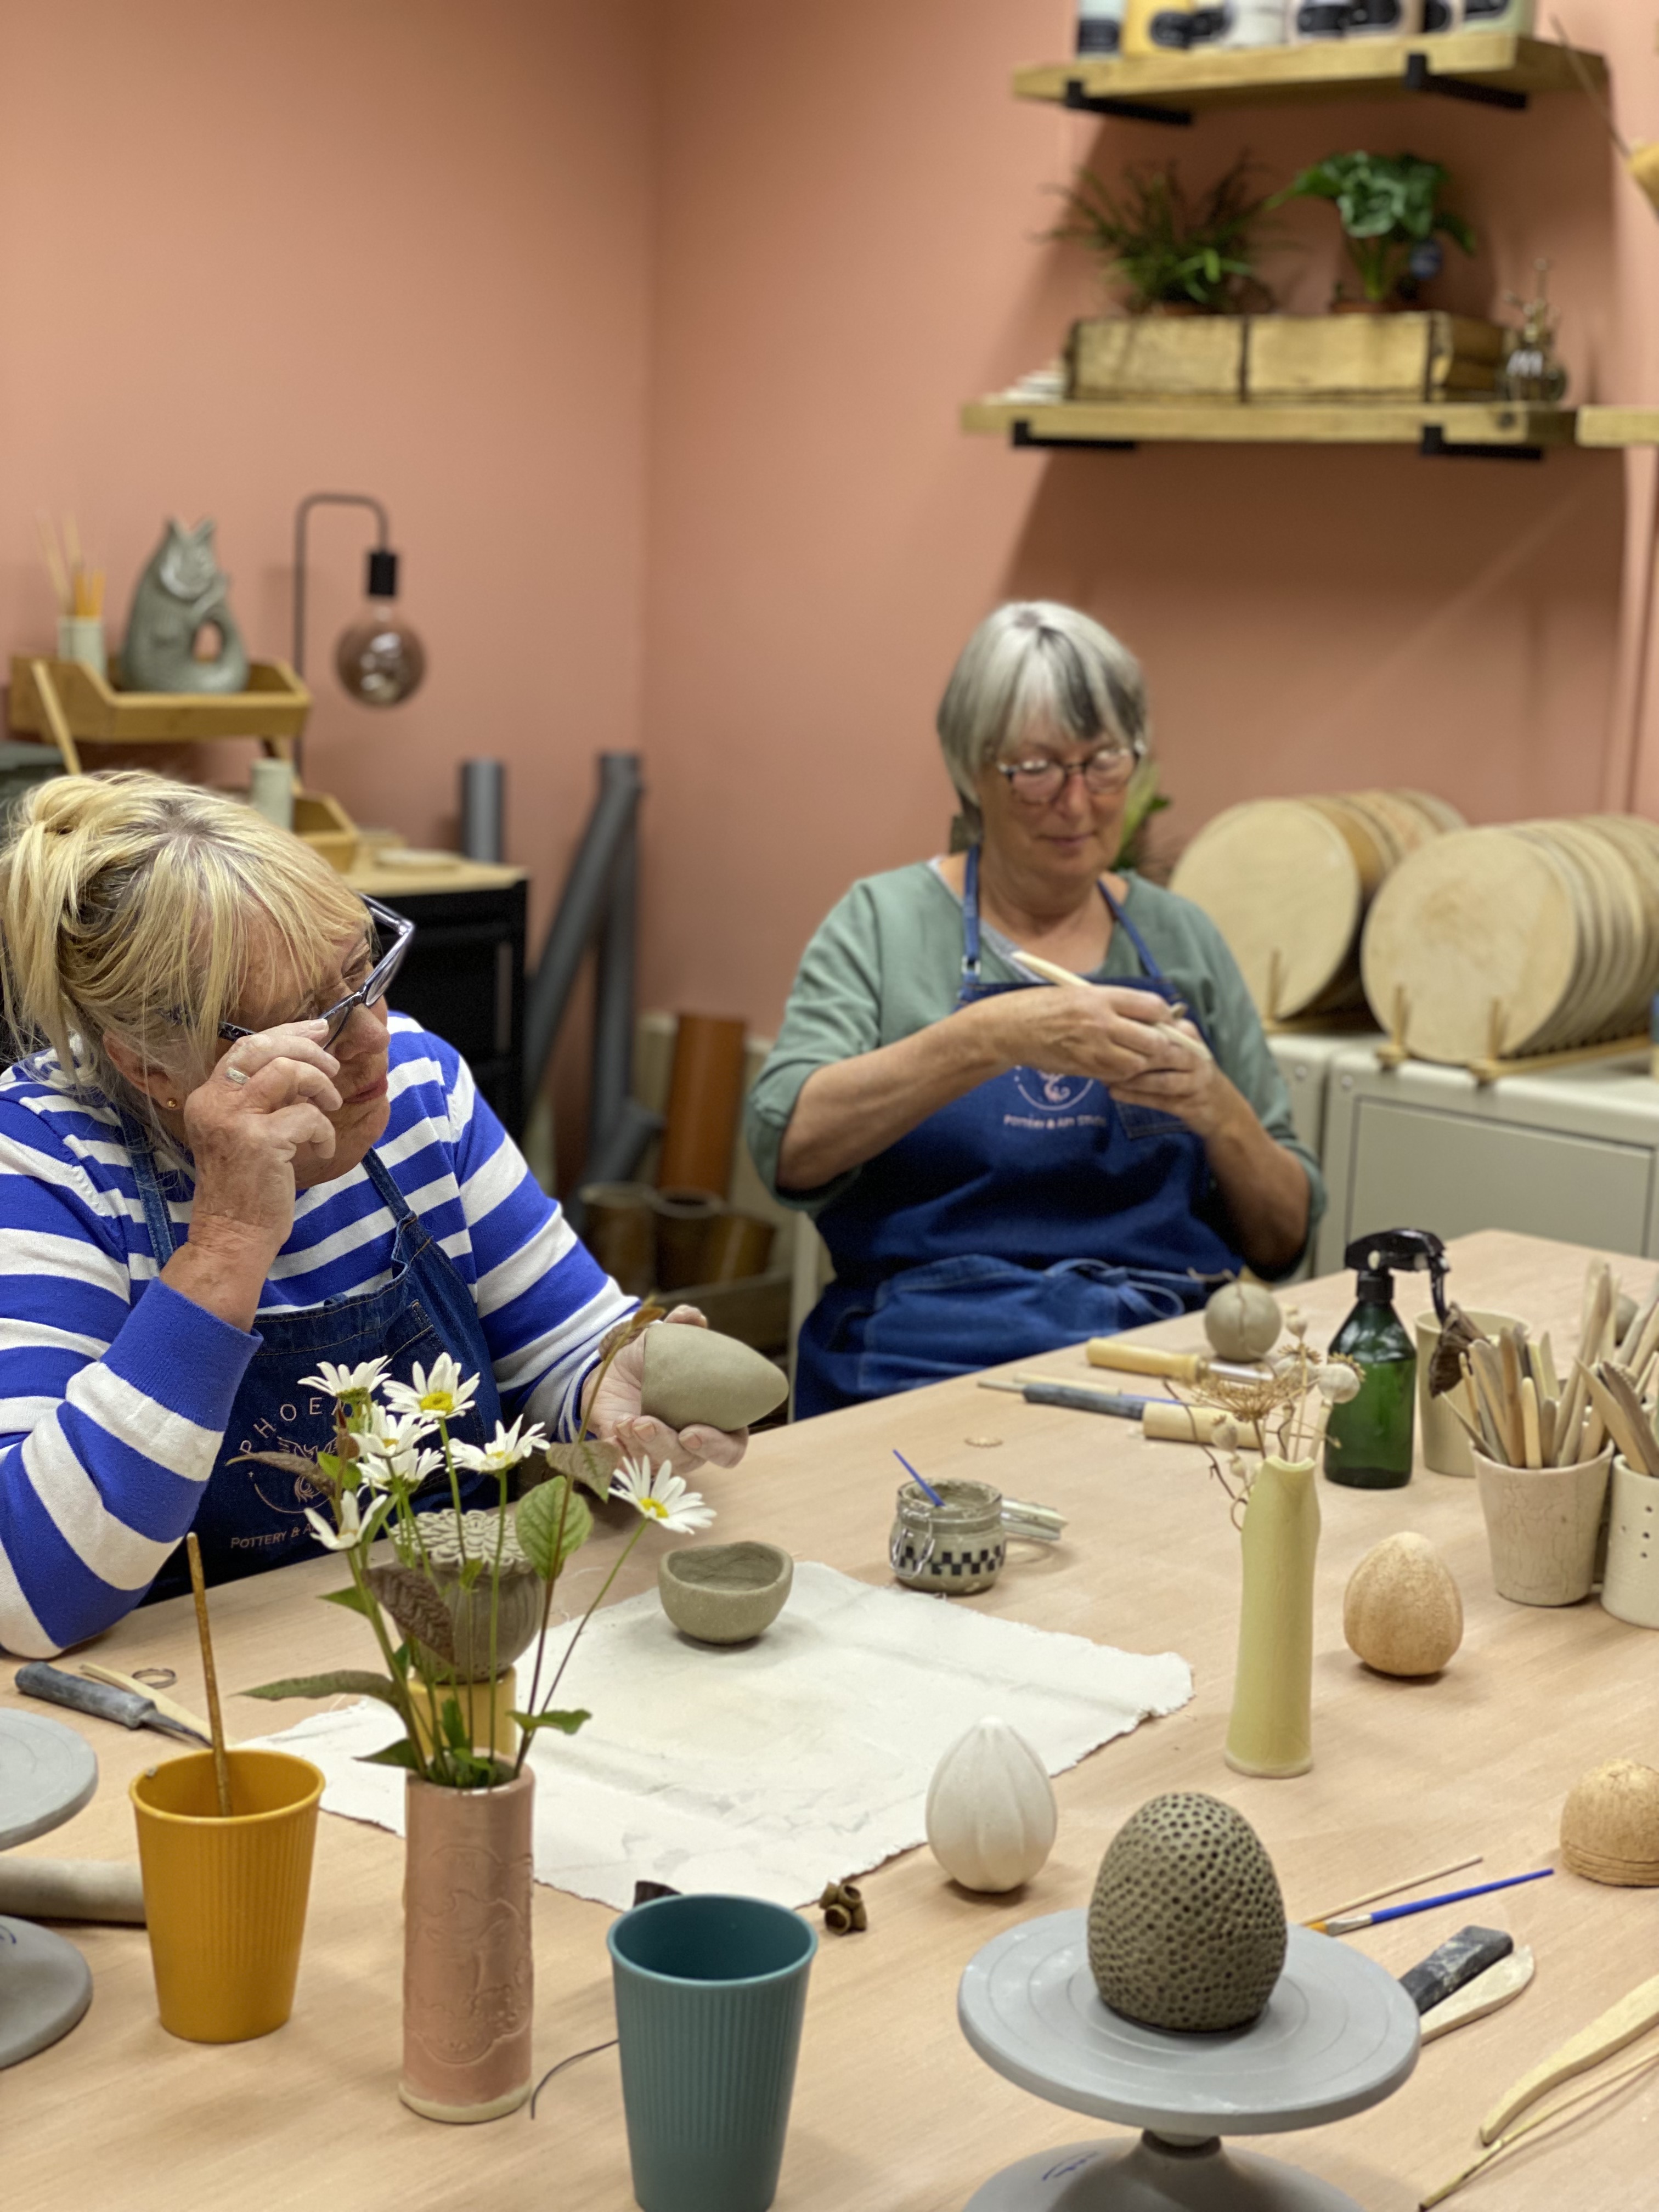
[1013,31,1605,122]
[8,654,311,774]
[963,396,1577,454]
[1578,407,1659,448]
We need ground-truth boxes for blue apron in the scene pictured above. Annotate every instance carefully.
[794,850,1245,1417]
[125,1121,501,1601]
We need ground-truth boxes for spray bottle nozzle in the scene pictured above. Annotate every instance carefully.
[1343,1228,1449,1321]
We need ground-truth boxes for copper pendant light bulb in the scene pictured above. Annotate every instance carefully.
[335,547,426,707]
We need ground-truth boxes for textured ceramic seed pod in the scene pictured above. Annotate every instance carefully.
[1343,1531,1464,1678]
[639,1324,789,1432]
[1560,1758,1659,1886]
[1088,1792,1287,2032]
[1204,1281,1282,1363]
[924,1717,1057,1893]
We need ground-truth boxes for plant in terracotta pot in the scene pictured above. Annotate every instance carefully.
[239,1312,716,2124]
[1048,153,1274,314]
[1271,150,1475,310]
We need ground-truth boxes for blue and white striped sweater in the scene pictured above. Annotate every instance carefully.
[0,1016,632,1656]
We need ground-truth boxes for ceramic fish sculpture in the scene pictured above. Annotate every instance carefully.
[122,517,250,693]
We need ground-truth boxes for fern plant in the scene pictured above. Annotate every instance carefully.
[1048,155,1272,315]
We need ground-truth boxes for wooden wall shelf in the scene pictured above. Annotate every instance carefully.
[1577,408,1659,448]
[7,656,311,774]
[1013,31,1606,122]
[962,396,1577,456]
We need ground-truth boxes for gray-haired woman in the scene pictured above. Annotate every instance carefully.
[746,601,1323,1417]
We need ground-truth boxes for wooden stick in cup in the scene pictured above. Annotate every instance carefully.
[185,1532,233,1816]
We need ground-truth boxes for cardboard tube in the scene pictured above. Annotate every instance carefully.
[657,1015,747,1197]
[701,1211,775,1284]
[580,1181,657,1297]
[651,1188,724,1291]
[0,1858,146,1923]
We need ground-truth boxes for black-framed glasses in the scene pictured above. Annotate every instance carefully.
[995,741,1144,805]
[217,897,416,1048]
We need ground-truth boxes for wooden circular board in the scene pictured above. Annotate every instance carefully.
[1170,800,1361,1019]
[1361,828,1583,1063]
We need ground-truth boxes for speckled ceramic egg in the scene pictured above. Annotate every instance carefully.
[1343,1532,1464,1678]
[1087,1792,1287,2032]
[1204,1281,1282,1364]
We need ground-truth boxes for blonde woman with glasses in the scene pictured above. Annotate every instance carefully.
[747,602,1323,1417]
[0,772,743,1657]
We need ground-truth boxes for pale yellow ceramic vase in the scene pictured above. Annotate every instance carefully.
[1224,1457,1319,1780]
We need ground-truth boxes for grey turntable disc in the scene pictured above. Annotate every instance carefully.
[958,1915,1420,2212]
[1,1708,100,2068]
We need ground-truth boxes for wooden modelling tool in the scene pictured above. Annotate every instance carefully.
[1423,2046,1659,2208]
[1419,1947,1534,2044]
[1087,1338,1207,1383]
[1479,1971,1659,2142]
[1300,1854,1481,1929]
[79,1662,211,1742]
[186,1531,233,1816]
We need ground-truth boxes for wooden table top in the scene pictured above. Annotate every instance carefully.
[6,1230,1657,2211]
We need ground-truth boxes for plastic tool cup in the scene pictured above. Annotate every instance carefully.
[131,1748,323,2042]
[608,1893,817,2212]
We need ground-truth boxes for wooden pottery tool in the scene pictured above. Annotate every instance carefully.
[1423,2044,1659,2208]
[1088,1339,1207,1383]
[1479,1971,1659,2143]
[1399,1925,1512,2016]
[979,1375,1171,1419]
[1419,1947,1534,2045]
[13,1662,208,1746]
[186,1530,233,1816]
[1011,950,1209,1054]
[79,1662,211,1742]
[1140,1401,1265,1449]
[1310,1867,1550,1937]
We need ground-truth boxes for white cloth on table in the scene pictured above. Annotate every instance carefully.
[242,1560,1192,1911]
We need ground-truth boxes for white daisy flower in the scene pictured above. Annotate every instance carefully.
[610,1455,716,1533]
[303,1491,365,1551]
[300,1357,391,1401]
[452,1417,550,1475]
[381,1354,480,1425]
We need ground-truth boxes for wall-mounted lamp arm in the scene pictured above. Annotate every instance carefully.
[292,492,392,676]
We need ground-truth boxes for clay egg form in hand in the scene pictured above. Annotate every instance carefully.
[1087,1791,1287,2033]
[924,1717,1058,1894]
[638,1324,789,1433]
[1204,1280,1282,1363]
[1343,1532,1464,1678]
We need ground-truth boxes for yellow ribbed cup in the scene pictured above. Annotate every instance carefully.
[130,1748,323,2042]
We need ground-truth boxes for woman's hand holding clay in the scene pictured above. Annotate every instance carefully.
[978,981,1195,1091]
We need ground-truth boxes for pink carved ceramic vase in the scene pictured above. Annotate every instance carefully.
[400,1770,535,2123]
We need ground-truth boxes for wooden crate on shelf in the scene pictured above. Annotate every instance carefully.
[7,655,310,773]
[1069,315,1247,402]
[1247,313,1506,403]
[294,790,358,873]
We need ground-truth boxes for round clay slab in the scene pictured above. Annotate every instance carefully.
[958,1917,1419,2140]
[1170,802,1361,1020]
[0,1709,98,1852]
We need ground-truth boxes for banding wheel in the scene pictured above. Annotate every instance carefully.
[958,1916,1419,2212]
[0,1710,99,2068]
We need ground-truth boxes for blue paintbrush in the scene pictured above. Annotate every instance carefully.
[1310,1868,1553,1937]
[893,1450,944,1506]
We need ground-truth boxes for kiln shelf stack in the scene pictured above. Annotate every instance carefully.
[957,1915,1419,2211]
[0,1709,98,2068]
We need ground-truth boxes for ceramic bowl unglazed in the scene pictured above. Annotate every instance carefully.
[658,1542,794,1644]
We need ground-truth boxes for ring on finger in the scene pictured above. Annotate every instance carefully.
[223,1063,251,1087]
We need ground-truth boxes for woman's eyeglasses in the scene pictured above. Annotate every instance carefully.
[216,897,416,1048]
[995,742,1144,806]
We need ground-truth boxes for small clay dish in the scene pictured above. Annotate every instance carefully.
[658,1543,793,1645]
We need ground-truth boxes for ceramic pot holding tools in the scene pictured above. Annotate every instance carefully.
[1413,1308,1523,1477]
[889,1479,1064,1596]
[1601,1457,1659,1629]
[1225,1457,1319,1779]
[130,1748,323,2042]
[1474,1446,1612,1607]
[401,1770,535,2122]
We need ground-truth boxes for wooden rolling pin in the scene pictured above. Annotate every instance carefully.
[1480,1971,1659,2142]
[1087,1339,1268,1389]
[0,1858,145,1923]
[1142,1402,1264,1449]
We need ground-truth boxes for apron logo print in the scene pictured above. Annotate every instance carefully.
[1013,1069,1097,1114]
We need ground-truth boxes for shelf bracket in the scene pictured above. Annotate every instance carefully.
[1012,421,1138,453]
[1063,78,1193,127]
[1402,52,1527,111]
[1419,426,1543,464]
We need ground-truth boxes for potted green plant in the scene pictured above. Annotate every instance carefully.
[1269,150,1475,311]
[1048,154,1272,316]
[240,1311,715,2123]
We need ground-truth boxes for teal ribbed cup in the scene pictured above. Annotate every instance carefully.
[608,1894,817,2212]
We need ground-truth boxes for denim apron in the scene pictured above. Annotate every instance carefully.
[125,1120,500,1600]
[794,849,1245,1417]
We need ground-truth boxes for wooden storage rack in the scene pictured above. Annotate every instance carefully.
[7,655,311,775]
[1014,30,1606,123]
[1374,984,1648,1087]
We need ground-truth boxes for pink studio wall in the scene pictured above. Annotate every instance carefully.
[0,0,654,944]
[639,0,1659,1035]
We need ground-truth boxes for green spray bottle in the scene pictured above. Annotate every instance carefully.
[1323,1228,1448,1490]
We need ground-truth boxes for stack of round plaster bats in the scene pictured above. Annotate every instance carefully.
[1168,789,1464,1022]
[1361,815,1659,1065]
